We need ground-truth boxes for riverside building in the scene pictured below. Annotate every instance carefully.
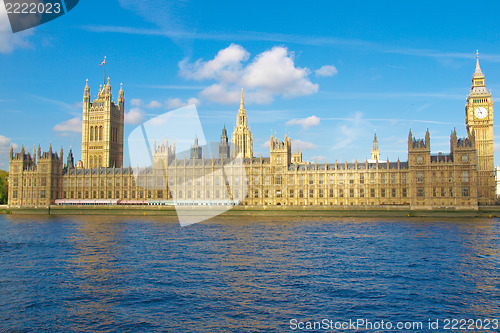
[8,55,494,209]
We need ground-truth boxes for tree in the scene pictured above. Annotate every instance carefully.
[0,169,8,205]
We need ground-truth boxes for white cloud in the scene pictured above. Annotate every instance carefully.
[147,100,162,108]
[125,107,145,125]
[130,98,143,107]
[0,2,33,53]
[165,98,184,109]
[315,65,338,77]
[292,139,317,150]
[179,43,249,81]
[0,135,17,169]
[166,97,200,109]
[286,115,320,129]
[241,47,318,97]
[0,135,18,152]
[200,84,241,105]
[53,117,82,133]
[180,44,319,104]
[187,97,200,106]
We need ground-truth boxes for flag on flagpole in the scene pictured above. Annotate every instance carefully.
[99,57,106,67]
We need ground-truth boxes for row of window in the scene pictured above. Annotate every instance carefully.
[416,171,469,183]
[416,155,469,164]
[416,187,469,197]
[62,189,239,200]
[12,177,48,187]
[11,190,46,199]
[253,188,408,198]
[60,172,409,187]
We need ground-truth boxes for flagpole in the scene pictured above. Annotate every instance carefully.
[103,56,106,86]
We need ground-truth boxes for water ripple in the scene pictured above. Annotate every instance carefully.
[0,216,499,332]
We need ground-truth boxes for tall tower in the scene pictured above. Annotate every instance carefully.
[371,132,380,161]
[190,136,202,159]
[81,78,125,169]
[231,89,253,158]
[465,51,495,205]
[219,126,230,159]
[270,133,292,166]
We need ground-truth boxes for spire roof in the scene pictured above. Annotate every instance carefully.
[474,50,484,78]
[240,88,245,110]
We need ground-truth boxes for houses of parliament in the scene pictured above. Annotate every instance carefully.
[7,54,496,209]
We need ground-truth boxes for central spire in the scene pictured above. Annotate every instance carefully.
[240,88,245,110]
[236,88,247,127]
[232,88,253,158]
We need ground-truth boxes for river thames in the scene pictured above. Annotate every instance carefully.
[0,215,499,332]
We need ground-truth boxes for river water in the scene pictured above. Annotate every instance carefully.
[0,215,499,332]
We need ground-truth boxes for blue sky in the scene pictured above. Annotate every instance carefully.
[2,0,500,169]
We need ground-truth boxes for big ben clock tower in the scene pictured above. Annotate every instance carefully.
[465,51,495,205]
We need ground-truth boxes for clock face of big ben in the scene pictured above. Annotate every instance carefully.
[474,106,488,119]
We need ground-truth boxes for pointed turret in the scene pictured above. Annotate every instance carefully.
[84,78,90,95]
[104,77,111,99]
[83,79,91,109]
[371,131,380,161]
[219,126,230,159]
[190,135,202,159]
[408,129,413,150]
[67,148,74,169]
[9,145,13,160]
[450,128,458,152]
[118,82,124,107]
[221,125,228,142]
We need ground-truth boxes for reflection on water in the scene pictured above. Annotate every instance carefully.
[65,218,127,331]
[0,216,499,332]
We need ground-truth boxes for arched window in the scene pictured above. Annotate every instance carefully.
[90,156,93,166]
[99,156,102,166]
[90,126,94,141]
[100,126,103,141]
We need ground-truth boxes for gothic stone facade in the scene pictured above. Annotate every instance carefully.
[7,57,494,209]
